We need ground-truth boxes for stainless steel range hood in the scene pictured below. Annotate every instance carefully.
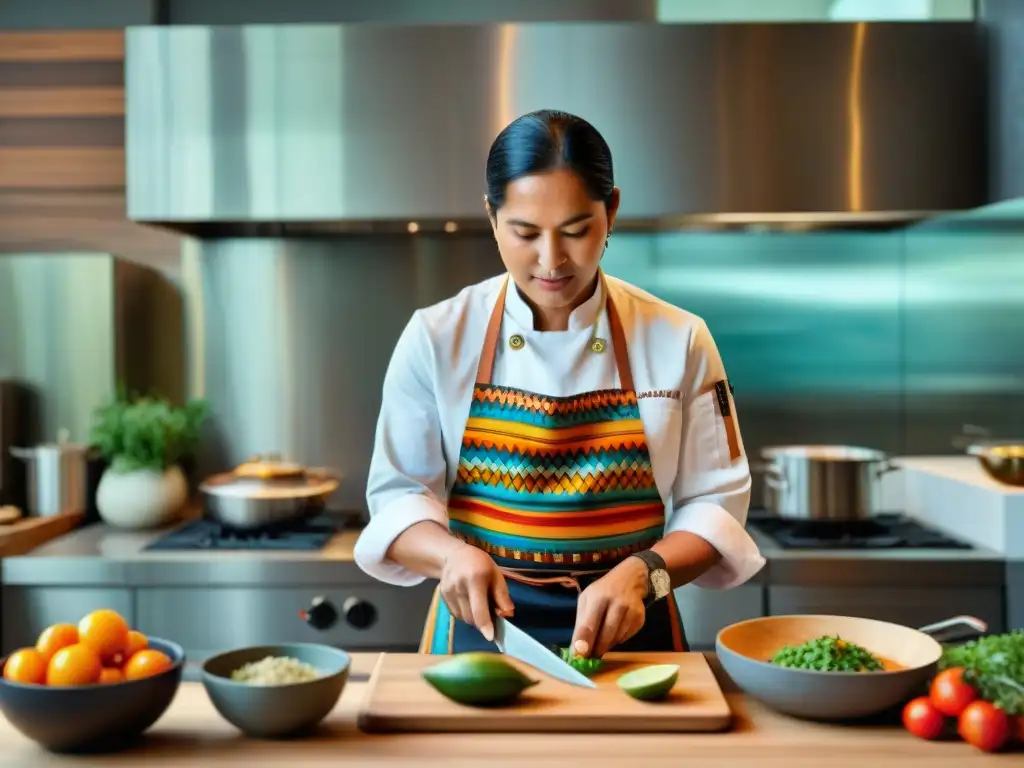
[124,22,985,234]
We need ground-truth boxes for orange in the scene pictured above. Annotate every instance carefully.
[46,643,102,686]
[35,623,79,663]
[114,630,149,666]
[77,609,130,664]
[123,649,172,681]
[3,648,47,684]
[98,667,124,685]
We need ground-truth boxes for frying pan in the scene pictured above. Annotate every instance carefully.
[715,614,987,721]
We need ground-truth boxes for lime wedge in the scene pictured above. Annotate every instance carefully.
[616,664,680,701]
[422,652,538,706]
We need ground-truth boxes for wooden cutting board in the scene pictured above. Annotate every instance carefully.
[357,652,732,733]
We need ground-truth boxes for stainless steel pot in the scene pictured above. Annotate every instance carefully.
[754,445,897,521]
[10,429,89,517]
[200,454,341,530]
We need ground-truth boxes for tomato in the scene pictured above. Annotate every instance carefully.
[958,700,1011,753]
[902,696,946,740]
[930,667,978,717]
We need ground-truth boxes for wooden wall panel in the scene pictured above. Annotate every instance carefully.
[0,31,179,270]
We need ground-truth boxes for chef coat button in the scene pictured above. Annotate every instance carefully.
[591,338,607,354]
[509,334,525,350]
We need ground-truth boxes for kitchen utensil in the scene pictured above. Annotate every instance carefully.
[201,643,351,738]
[199,453,341,531]
[753,445,897,520]
[715,614,986,722]
[493,616,597,689]
[10,429,89,517]
[0,637,184,754]
[358,651,730,733]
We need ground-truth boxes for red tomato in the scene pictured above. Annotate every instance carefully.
[930,667,978,717]
[902,696,946,740]
[958,700,1011,753]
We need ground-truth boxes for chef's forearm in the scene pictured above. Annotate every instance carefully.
[385,520,468,580]
[650,531,723,588]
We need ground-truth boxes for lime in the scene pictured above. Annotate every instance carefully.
[421,652,538,706]
[616,664,680,701]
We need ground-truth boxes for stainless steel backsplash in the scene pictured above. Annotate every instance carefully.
[190,231,1024,511]
[0,254,184,444]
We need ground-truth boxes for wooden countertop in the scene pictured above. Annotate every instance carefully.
[0,654,1011,767]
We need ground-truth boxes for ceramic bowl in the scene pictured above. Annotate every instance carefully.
[716,615,943,721]
[0,637,185,753]
[201,643,350,738]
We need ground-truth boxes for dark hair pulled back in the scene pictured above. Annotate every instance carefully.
[485,109,615,213]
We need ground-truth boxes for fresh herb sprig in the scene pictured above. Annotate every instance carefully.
[770,635,883,672]
[556,646,605,676]
[940,631,1024,716]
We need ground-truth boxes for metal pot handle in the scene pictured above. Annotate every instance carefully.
[9,447,32,460]
[875,460,900,478]
[749,461,787,490]
[918,615,987,643]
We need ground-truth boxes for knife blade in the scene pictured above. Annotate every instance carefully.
[492,615,598,688]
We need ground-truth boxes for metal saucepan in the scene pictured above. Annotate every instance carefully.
[716,614,987,722]
[10,429,90,517]
[751,445,898,521]
[953,424,1024,487]
[199,454,342,531]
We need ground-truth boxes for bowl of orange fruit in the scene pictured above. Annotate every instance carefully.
[0,609,184,753]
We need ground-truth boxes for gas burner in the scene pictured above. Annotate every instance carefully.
[747,512,973,550]
[143,510,361,552]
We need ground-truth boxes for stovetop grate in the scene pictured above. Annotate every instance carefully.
[143,510,361,552]
[747,512,973,550]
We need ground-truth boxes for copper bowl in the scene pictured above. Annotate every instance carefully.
[967,442,1024,487]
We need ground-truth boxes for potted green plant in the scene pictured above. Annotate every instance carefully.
[90,394,210,529]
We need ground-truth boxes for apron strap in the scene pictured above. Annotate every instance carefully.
[474,273,636,391]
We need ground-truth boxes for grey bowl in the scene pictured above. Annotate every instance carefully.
[0,638,185,753]
[201,643,350,738]
[716,615,942,721]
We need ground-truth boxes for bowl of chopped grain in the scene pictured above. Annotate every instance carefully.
[201,643,350,738]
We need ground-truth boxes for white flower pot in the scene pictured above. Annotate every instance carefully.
[96,465,188,529]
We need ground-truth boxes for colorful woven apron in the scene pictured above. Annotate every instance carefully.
[420,275,687,654]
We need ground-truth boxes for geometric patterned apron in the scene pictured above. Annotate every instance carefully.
[420,274,687,654]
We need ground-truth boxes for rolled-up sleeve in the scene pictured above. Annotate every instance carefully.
[665,320,766,589]
[353,312,450,586]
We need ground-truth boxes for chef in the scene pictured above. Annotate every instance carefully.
[354,109,765,659]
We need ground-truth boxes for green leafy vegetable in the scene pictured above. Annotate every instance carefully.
[556,646,604,676]
[940,631,1024,716]
[770,635,883,672]
[91,392,209,473]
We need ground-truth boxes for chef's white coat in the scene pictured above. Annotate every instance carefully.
[354,272,766,590]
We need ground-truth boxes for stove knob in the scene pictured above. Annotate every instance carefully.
[300,596,338,631]
[342,596,377,630]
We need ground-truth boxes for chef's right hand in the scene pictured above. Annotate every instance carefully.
[440,542,514,642]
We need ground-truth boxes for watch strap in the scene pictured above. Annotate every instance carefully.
[630,550,669,604]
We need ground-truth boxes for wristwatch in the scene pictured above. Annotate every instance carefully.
[630,550,671,606]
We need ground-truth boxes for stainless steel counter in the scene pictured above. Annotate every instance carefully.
[0,521,1008,659]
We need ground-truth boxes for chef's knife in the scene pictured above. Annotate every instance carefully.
[492,615,598,689]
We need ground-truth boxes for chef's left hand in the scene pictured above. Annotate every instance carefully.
[570,557,648,658]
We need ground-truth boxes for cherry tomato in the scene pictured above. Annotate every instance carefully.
[902,696,946,741]
[957,700,1011,753]
[930,667,978,717]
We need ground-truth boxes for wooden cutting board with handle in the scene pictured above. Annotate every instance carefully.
[357,652,732,733]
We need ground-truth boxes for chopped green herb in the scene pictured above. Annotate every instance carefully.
[770,635,883,672]
[940,631,1024,716]
[556,646,604,676]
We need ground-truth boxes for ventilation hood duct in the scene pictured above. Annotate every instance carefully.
[125,22,985,235]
